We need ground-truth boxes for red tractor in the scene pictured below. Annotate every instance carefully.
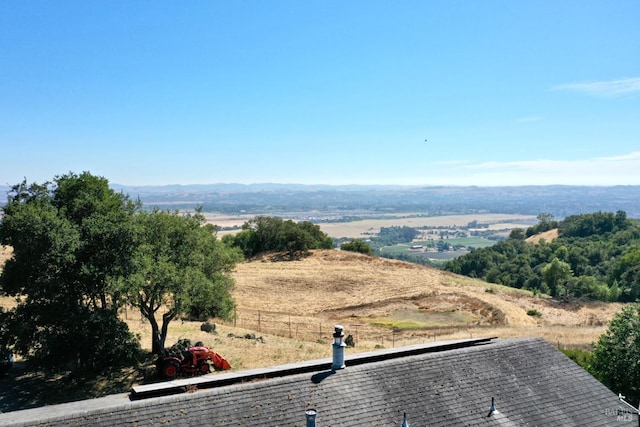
[157,345,231,379]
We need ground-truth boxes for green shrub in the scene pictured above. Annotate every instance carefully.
[341,239,374,255]
[560,348,593,370]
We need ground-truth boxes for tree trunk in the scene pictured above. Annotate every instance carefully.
[138,295,165,355]
[159,309,178,353]
[149,315,164,355]
[138,295,180,355]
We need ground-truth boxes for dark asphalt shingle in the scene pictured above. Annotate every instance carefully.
[0,337,634,426]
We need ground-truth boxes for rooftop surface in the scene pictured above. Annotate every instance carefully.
[0,337,634,426]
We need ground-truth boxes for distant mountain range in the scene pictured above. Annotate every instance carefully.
[110,183,415,193]
[113,184,640,219]
[3,184,640,219]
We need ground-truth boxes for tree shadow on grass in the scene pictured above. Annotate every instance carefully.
[0,357,157,414]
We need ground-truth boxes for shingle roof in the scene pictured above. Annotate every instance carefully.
[0,337,635,426]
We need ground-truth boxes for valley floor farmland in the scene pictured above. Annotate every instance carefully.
[207,212,537,239]
[316,213,537,239]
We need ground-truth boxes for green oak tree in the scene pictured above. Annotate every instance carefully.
[120,209,243,354]
[0,173,141,371]
[542,257,573,297]
[340,239,374,255]
[1,172,244,367]
[591,304,640,405]
[613,249,640,301]
[227,216,333,259]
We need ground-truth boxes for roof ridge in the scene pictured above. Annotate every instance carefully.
[130,337,497,400]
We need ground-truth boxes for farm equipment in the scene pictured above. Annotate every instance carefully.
[157,344,231,379]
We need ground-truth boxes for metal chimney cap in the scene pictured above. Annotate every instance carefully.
[333,325,344,336]
[306,408,317,427]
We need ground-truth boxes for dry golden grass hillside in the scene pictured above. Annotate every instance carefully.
[0,246,625,372]
[227,250,621,353]
[526,228,559,244]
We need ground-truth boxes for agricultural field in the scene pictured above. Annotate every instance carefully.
[205,212,538,239]
[314,213,535,262]
[209,212,537,263]
[379,236,496,262]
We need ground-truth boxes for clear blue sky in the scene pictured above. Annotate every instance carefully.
[1,1,639,187]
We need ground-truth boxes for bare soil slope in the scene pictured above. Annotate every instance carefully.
[230,250,621,350]
[526,228,559,244]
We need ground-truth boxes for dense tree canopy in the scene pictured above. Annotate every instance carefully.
[0,172,244,368]
[590,304,640,405]
[224,216,333,258]
[340,239,374,255]
[375,226,420,247]
[0,173,141,371]
[525,213,558,237]
[121,209,242,354]
[444,211,639,301]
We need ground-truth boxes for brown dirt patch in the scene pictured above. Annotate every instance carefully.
[526,228,559,244]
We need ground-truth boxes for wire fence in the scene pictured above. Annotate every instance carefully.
[118,304,482,348]
[1,297,484,349]
[216,309,481,348]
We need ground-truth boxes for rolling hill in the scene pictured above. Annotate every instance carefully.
[0,246,626,412]
[0,245,622,363]
[228,250,620,351]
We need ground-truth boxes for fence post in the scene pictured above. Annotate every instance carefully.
[258,311,261,332]
[288,315,292,338]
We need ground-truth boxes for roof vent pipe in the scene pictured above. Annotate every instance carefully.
[487,397,496,417]
[305,409,317,427]
[332,325,346,370]
[402,412,410,427]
